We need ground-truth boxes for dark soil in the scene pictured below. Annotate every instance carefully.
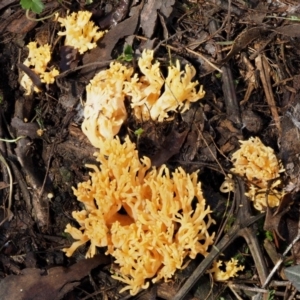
[1,0,300,299]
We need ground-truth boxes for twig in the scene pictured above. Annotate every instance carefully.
[261,233,300,289]
[255,54,281,134]
[0,151,13,226]
[183,47,223,73]
[208,8,242,126]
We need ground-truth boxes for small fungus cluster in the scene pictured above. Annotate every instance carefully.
[207,258,245,281]
[230,137,285,211]
[82,62,133,146]
[20,42,59,95]
[56,11,106,54]
[82,49,205,145]
[127,50,206,121]
[63,136,215,295]
[20,11,106,95]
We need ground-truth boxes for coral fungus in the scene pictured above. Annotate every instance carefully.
[231,137,285,211]
[82,49,205,144]
[63,136,215,295]
[207,258,244,281]
[20,42,59,95]
[57,11,106,54]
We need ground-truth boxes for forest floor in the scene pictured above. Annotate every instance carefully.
[1,0,300,299]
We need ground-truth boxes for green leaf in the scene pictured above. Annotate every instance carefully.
[124,45,133,57]
[134,128,144,137]
[117,44,134,62]
[20,0,44,14]
[31,0,44,13]
[20,0,32,10]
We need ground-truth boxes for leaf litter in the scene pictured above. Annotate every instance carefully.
[1,0,300,299]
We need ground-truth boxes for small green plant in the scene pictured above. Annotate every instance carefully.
[20,0,57,21]
[268,289,275,300]
[224,215,236,233]
[20,0,44,14]
[215,72,222,79]
[233,252,246,264]
[134,128,144,137]
[118,45,134,62]
[265,230,273,242]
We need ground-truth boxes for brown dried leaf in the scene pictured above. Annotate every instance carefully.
[275,24,300,38]
[244,2,268,24]
[80,7,141,80]
[221,27,267,63]
[97,0,130,29]
[138,118,189,167]
[0,255,110,300]
[140,0,175,38]
[264,193,292,243]
[0,182,10,190]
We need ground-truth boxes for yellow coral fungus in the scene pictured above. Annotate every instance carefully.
[20,42,59,95]
[57,11,106,54]
[231,137,285,211]
[82,49,205,144]
[207,258,244,281]
[82,62,134,146]
[245,182,285,211]
[40,68,60,84]
[63,136,215,295]
[127,50,206,121]
[231,137,284,189]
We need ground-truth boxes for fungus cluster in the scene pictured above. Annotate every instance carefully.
[57,11,106,54]
[82,62,133,146]
[17,11,245,291]
[230,137,285,211]
[82,49,205,145]
[63,136,215,295]
[20,42,59,95]
[127,50,206,121]
[207,258,245,281]
[20,11,106,95]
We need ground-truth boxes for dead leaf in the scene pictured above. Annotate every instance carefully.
[97,0,130,29]
[280,102,300,192]
[151,121,188,167]
[138,118,189,167]
[0,255,110,300]
[81,2,143,80]
[0,182,10,190]
[275,24,300,38]
[264,192,292,245]
[216,119,243,153]
[221,27,268,63]
[245,2,268,24]
[284,265,300,292]
[241,110,263,133]
[140,0,175,38]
